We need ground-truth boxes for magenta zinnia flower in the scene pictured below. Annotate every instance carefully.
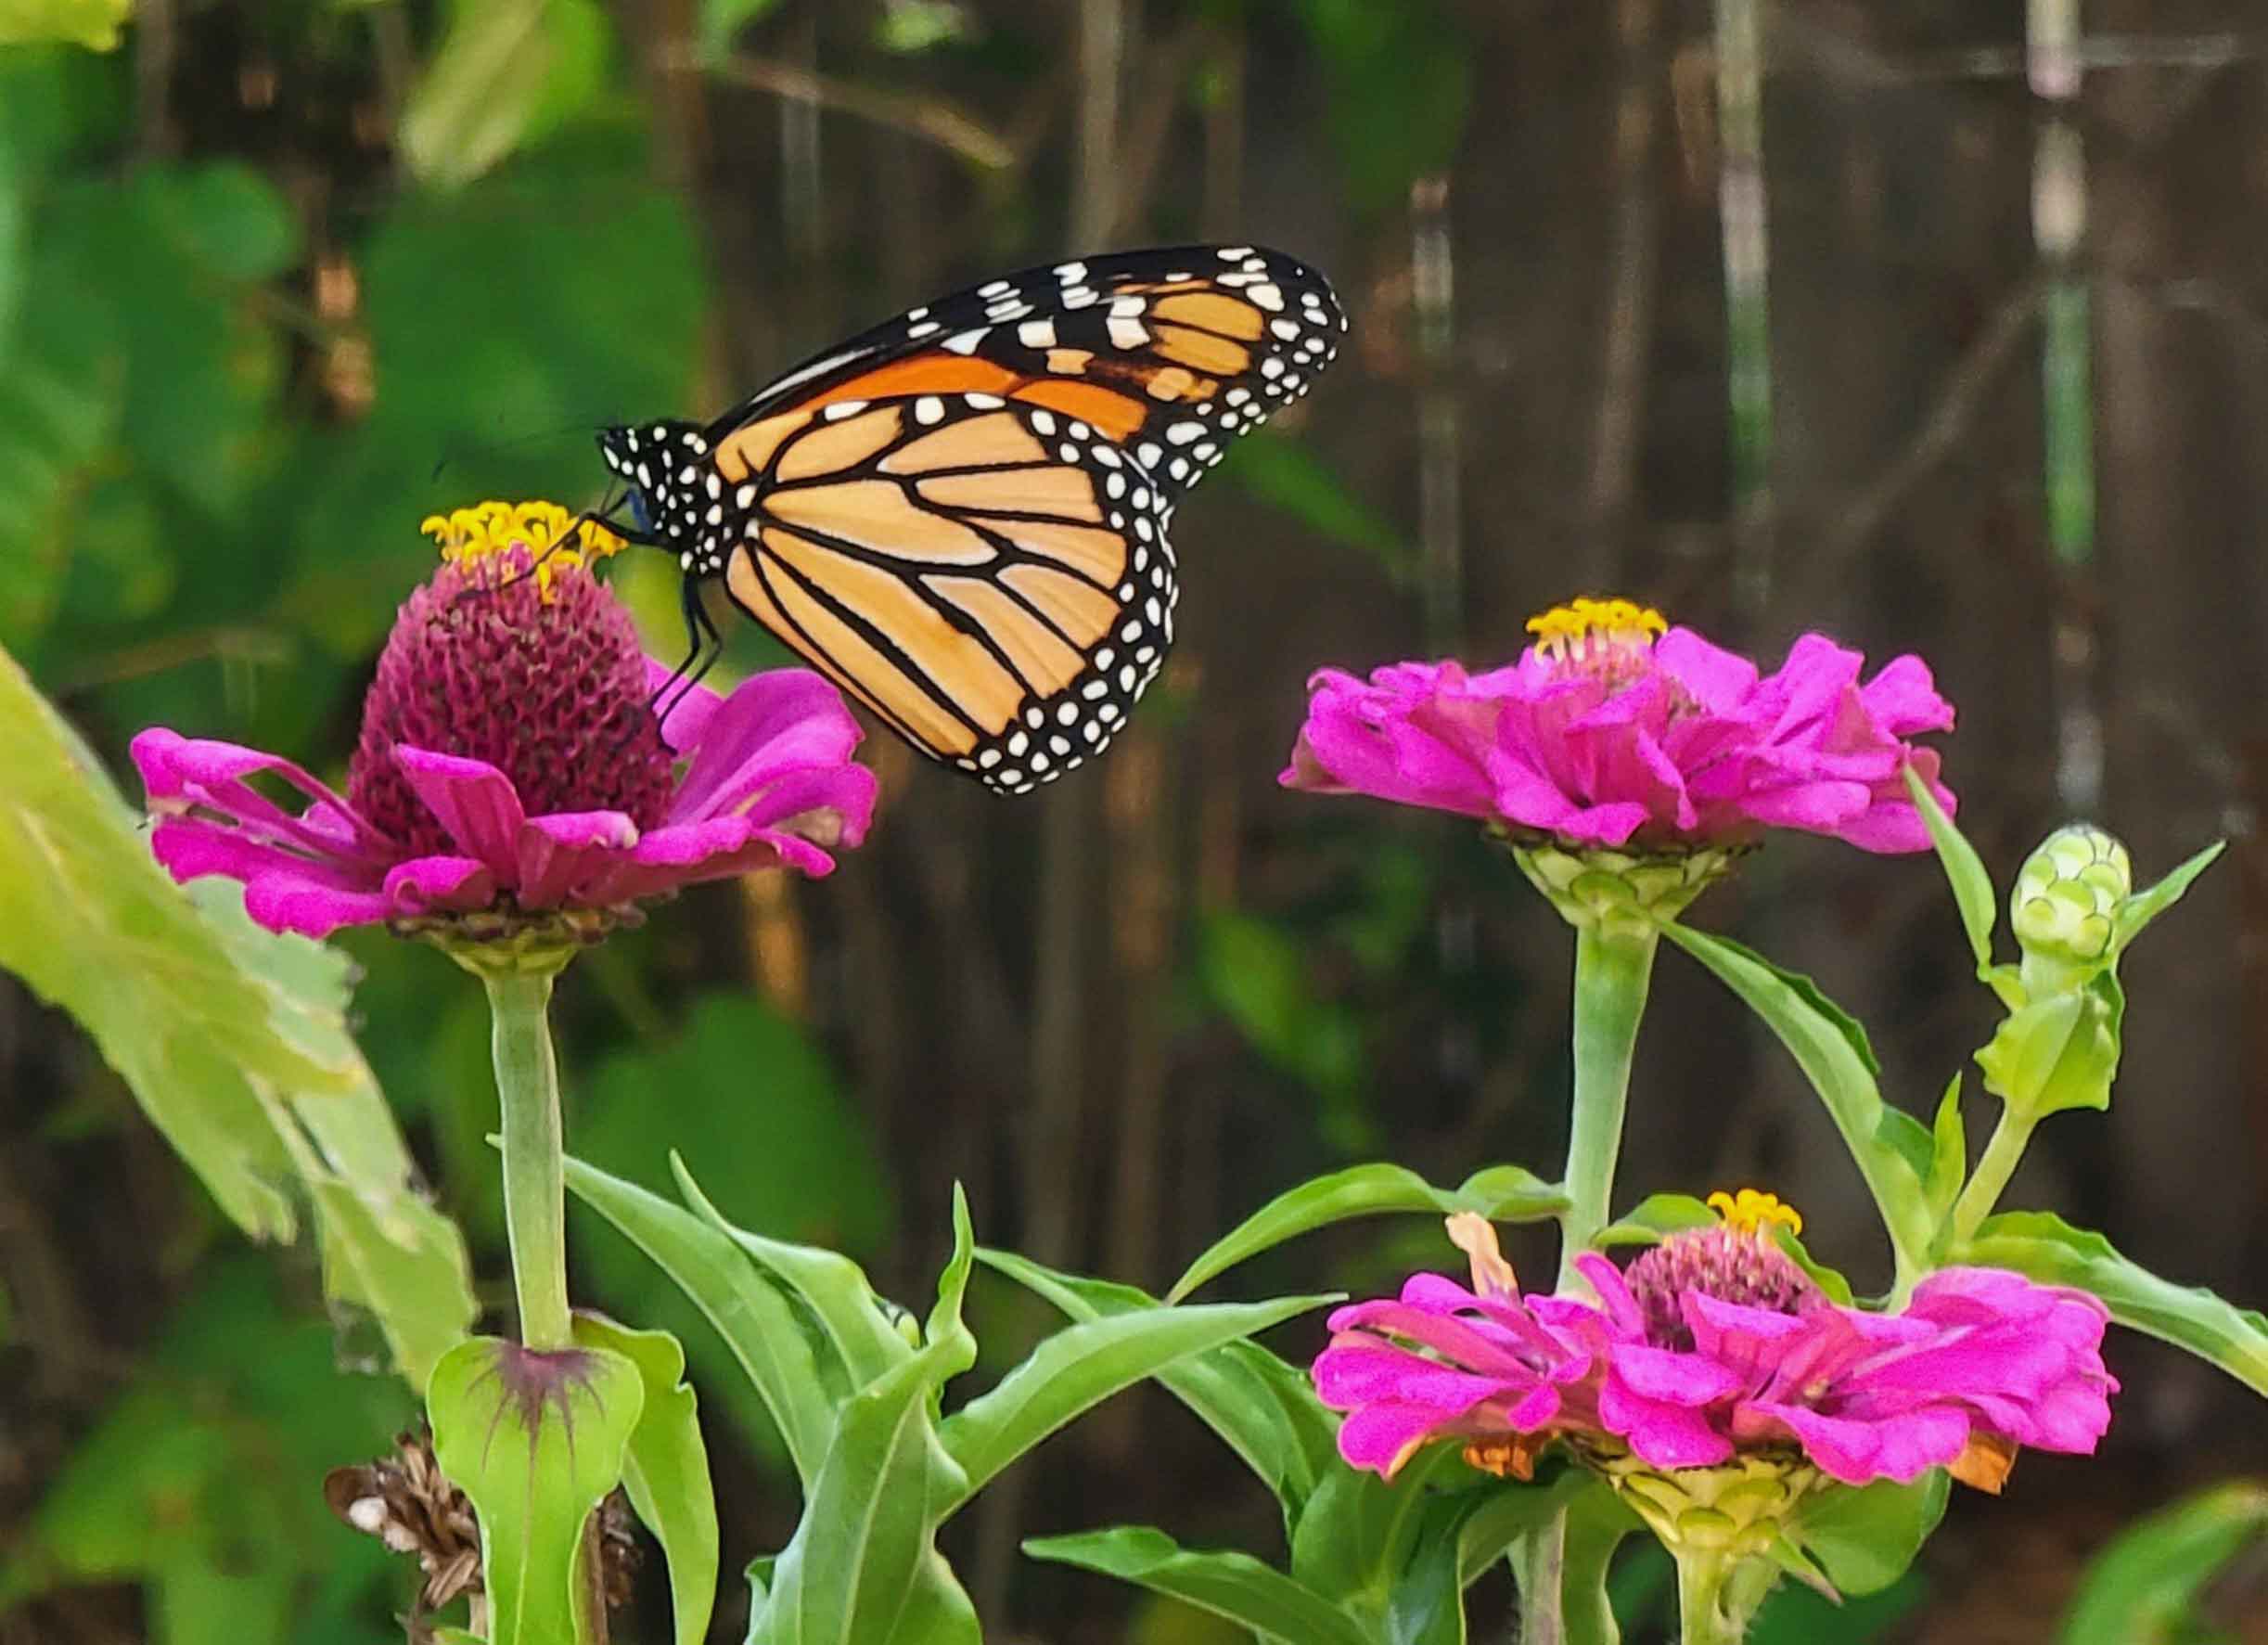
[1315,1197,2114,1491]
[1282,598,1955,855]
[134,503,877,942]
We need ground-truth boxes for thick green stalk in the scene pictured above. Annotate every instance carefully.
[486,969,572,1351]
[1950,1106,2038,1245]
[1557,922,1660,1287]
[1675,1552,1742,1645]
[1506,1519,1566,1645]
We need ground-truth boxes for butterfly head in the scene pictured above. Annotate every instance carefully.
[596,420,736,577]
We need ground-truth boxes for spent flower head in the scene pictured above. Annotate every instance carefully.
[135,502,877,962]
[1282,598,1956,920]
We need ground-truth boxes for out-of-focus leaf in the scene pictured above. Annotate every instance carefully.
[0,646,475,1388]
[1956,1211,2268,1396]
[974,1249,1339,1521]
[428,1336,644,1645]
[699,0,790,58]
[0,0,128,49]
[1169,1161,1564,1303]
[2057,1481,2268,1644]
[874,0,966,54]
[938,1290,1332,1505]
[1749,1573,1927,1644]
[400,0,612,188]
[1196,908,1366,1117]
[1592,1192,1717,1248]
[1220,436,1406,574]
[1786,1472,1948,1598]
[1024,1527,1368,1645]
[572,1316,720,1645]
[1293,0,1471,211]
[563,1154,838,1485]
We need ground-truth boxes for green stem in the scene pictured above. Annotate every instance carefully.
[1506,1519,1567,1645]
[1949,1106,2038,1245]
[485,969,573,1352]
[1557,922,1660,1287]
[1675,1552,1744,1645]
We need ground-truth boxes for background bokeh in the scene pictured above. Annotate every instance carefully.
[3,1,2266,1640]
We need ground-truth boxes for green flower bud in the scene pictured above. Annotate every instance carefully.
[1587,1446,1827,1561]
[2011,825,2130,971]
[1498,835,1745,934]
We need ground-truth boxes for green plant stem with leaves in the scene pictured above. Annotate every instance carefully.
[1948,1107,2033,1243]
[485,965,574,1351]
[1557,923,1659,1287]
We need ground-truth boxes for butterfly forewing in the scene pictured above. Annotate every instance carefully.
[642,245,1344,790]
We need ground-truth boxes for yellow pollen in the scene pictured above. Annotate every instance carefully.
[1708,1188,1803,1238]
[420,499,625,600]
[1524,597,1667,669]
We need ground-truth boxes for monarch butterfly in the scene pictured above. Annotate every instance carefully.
[593,245,1345,795]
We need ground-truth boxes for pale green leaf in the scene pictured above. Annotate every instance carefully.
[2113,839,2225,955]
[1024,1526,1369,1645]
[399,0,611,187]
[572,1316,719,1645]
[1787,1472,1948,1597]
[2058,1481,2268,1643]
[0,0,128,49]
[1592,1192,1717,1249]
[1903,766,1996,975]
[427,1336,645,1645]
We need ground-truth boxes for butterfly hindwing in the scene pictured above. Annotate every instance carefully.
[717,392,1173,795]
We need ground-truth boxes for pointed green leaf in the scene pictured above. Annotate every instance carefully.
[1957,1211,2268,1396]
[673,1151,914,1392]
[925,1185,976,1369]
[2058,1481,2268,1644]
[0,648,473,1390]
[1023,1526,1370,1645]
[399,0,610,188]
[750,1341,976,1645]
[563,1154,836,1484]
[2112,840,2224,955]
[1662,924,1933,1271]
[939,1291,1334,1506]
[1169,1163,1567,1302]
[1787,1472,1948,1597]
[572,1316,719,1645]
[974,1248,1338,1519]
[427,1336,644,1645]
[1562,1484,1639,1645]
[1289,1441,1465,1612]
[1768,1225,1854,1307]
[0,0,129,49]
[1592,1193,1717,1249]
[1903,766,1998,975]
[1455,1471,1603,1588]
[1973,982,2121,1119]
[1922,1074,1967,1229]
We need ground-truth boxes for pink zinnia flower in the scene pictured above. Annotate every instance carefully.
[1281,598,1955,854]
[1315,1197,2114,1491]
[133,503,877,942]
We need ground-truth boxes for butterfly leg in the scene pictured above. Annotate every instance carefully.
[652,575,723,726]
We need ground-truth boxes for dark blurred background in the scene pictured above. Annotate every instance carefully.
[3,1,2266,1640]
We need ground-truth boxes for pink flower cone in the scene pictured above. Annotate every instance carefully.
[133,514,876,940]
[1282,598,1956,854]
[1316,1210,2115,1489]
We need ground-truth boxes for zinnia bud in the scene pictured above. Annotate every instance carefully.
[2011,824,2130,974]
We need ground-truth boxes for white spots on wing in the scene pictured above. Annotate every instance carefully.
[822,400,869,420]
[1008,730,1030,756]
[1165,421,1202,444]
[706,504,723,524]
[1135,442,1162,469]
[1030,408,1057,435]
[736,484,756,507]
[908,306,929,320]
[1019,318,1058,349]
[978,279,1013,298]
[915,395,946,426]
[907,320,942,339]
[1109,296,1147,318]
[1054,260,1088,282]
[1108,316,1149,350]
[1218,245,1253,260]
[965,392,1006,408]
[943,328,988,354]
[705,472,722,498]
[986,298,1031,322]
[1059,443,1081,464]
[1062,286,1096,308]
[1105,471,1126,499]
[979,748,1002,768]
[635,462,652,485]
[1271,317,1301,341]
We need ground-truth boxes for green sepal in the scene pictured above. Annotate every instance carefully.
[425,1335,645,1645]
[1783,1471,1948,1598]
[1921,1074,1967,1231]
[571,1314,719,1645]
[2111,840,2224,955]
[1168,1162,1565,1303]
[1973,974,2121,1120]
[1954,1211,2268,1397]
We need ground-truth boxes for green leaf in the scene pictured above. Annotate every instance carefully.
[0,647,474,1390]
[1973,981,2121,1119]
[1662,924,1934,1271]
[399,0,612,187]
[1903,766,1997,975]
[0,0,128,49]
[750,1341,977,1645]
[974,1248,1338,1520]
[1288,1441,1465,1615]
[1024,1526,1371,1645]
[1957,1211,2268,1396]
[1592,1193,1718,1249]
[1196,908,1367,1112]
[1768,1225,1854,1307]
[1454,1471,1602,1588]
[1220,435,1407,574]
[940,1291,1334,1507]
[1561,1484,1639,1645]
[699,0,790,58]
[673,1150,915,1393]
[2113,839,2224,955]
[1787,1472,1948,1598]
[1922,1074,1967,1229]
[2057,1481,2268,1644]
[563,1153,837,1484]
[1294,0,1472,211]
[427,1336,645,1645]
[1169,1162,1566,1303]
[571,1316,719,1645]
[925,1184,977,1369]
